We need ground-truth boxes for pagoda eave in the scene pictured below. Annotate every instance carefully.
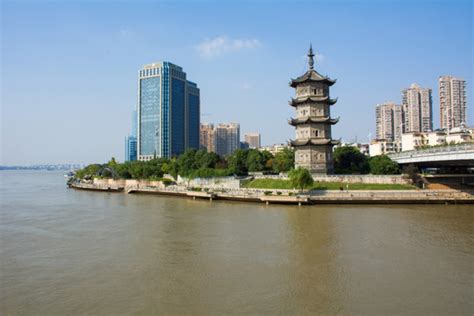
[289,139,340,147]
[289,71,336,87]
[289,96,338,107]
[288,117,340,126]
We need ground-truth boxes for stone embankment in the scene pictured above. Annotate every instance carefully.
[70,179,474,205]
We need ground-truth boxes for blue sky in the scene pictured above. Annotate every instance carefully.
[1,0,472,165]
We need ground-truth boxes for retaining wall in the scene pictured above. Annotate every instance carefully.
[251,173,411,184]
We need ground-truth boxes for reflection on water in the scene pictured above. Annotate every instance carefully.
[1,171,473,315]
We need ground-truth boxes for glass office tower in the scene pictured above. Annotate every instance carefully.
[137,62,200,160]
[124,136,137,161]
[124,110,138,162]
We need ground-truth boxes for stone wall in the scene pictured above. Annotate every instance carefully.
[311,175,411,185]
[177,176,241,190]
[251,173,411,184]
[93,178,165,189]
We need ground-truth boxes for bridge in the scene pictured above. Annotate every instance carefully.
[388,143,474,168]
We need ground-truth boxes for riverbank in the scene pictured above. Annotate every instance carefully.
[242,178,416,190]
[70,181,474,205]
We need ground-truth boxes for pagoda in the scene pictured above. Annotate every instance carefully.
[289,45,340,174]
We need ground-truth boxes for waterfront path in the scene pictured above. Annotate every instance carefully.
[71,182,474,205]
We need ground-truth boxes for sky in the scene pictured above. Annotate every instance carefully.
[1,0,472,165]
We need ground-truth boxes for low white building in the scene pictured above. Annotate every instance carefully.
[446,131,472,144]
[259,143,290,155]
[401,129,472,151]
[336,142,370,155]
[369,139,401,156]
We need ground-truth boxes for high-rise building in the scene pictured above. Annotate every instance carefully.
[215,123,240,157]
[375,102,403,141]
[137,62,200,161]
[131,110,137,137]
[125,136,137,161]
[289,45,339,174]
[402,83,433,133]
[439,76,467,130]
[244,133,261,149]
[200,123,216,153]
[125,110,138,161]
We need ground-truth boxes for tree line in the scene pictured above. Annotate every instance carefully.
[75,148,295,180]
[75,146,400,180]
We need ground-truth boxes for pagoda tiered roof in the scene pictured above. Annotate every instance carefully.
[289,96,338,107]
[288,117,339,126]
[289,138,341,147]
[289,70,336,88]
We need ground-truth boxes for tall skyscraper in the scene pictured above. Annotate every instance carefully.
[200,123,216,153]
[137,62,200,161]
[244,133,261,149]
[439,76,467,130]
[131,110,137,137]
[375,102,403,141]
[125,110,138,162]
[215,123,240,157]
[402,83,433,133]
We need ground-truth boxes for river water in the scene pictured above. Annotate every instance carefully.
[1,170,473,315]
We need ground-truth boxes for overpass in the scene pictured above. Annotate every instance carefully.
[388,143,474,168]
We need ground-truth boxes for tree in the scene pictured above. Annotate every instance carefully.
[195,149,219,169]
[228,149,248,175]
[333,146,369,174]
[115,162,132,179]
[75,164,101,179]
[288,167,314,191]
[273,148,294,173]
[246,149,266,172]
[369,155,400,175]
[176,149,199,177]
[402,164,422,187]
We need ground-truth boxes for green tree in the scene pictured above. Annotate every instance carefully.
[107,157,118,169]
[115,162,132,179]
[228,149,248,175]
[334,146,369,174]
[273,148,294,173]
[168,159,179,179]
[369,155,400,175]
[288,167,314,191]
[246,149,266,172]
[176,149,198,177]
[194,149,220,169]
[75,164,102,179]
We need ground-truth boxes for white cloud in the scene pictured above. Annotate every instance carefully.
[195,36,262,59]
[118,29,134,40]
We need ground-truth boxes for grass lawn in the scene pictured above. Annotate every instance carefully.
[242,179,417,190]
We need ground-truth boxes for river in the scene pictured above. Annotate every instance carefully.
[1,170,473,315]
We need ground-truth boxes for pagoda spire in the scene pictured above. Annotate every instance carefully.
[308,44,315,70]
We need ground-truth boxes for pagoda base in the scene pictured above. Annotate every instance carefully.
[294,146,335,174]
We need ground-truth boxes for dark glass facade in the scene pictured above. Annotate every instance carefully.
[125,136,137,161]
[187,82,200,150]
[171,78,185,156]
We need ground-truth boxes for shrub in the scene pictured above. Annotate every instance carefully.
[288,167,314,190]
[369,155,400,175]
